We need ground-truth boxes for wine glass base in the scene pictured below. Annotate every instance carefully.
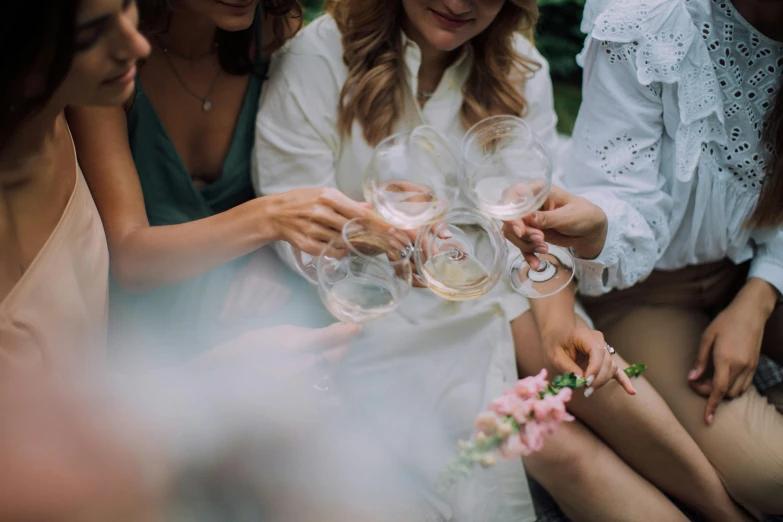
[509,245,575,299]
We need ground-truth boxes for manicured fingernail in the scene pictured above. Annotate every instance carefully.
[513,225,523,237]
[531,234,544,243]
[585,375,595,386]
[535,246,548,254]
[584,387,594,398]
[688,369,698,380]
[706,414,714,425]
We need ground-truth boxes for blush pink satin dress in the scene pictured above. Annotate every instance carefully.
[0,153,109,372]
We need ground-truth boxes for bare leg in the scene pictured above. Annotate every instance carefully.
[522,419,688,522]
[510,311,751,522]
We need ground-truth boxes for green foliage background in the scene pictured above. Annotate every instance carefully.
[299,0,586,134]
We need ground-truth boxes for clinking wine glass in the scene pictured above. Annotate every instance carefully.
[414,208,506,301]
[299,218,414,395]
[363,125,461,230]
[295,218,414,324]
[461,115,574,299]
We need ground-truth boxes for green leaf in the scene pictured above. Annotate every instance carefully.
[624,364,648,378]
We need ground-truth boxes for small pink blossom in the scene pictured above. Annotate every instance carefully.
[500,433,533,458]
[474,412,499,436]
[520,422,546,452]
[514,369,549,399]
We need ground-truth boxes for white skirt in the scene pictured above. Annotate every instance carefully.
[338,278,592,522]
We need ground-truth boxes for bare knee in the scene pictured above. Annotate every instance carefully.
[522,422,597,487]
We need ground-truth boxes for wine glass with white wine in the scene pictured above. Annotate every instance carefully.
[461,115,574,299]
[316,218,414,324]
[363,125,461,230]
[413,208,507,301]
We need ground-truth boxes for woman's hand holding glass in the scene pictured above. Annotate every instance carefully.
[268,187,374,280]
[502,186,609,269]
[461,115,575,298]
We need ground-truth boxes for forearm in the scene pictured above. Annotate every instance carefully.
[112,196,279,293]
[529,281,579,341]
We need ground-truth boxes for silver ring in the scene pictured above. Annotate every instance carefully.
[604,344,616,355]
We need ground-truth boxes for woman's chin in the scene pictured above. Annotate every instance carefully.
[424,33,468,53]
[215,15,256,32]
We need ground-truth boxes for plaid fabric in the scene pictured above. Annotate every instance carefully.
[754,355,783,393]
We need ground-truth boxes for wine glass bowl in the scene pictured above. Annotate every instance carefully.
[461,116,552,221]
[363,126,461,230]
[317,218,414,324]
[414,208,506,301]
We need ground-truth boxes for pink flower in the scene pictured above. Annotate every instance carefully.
[500,433,533,458]
[532,388,575,424]
[520,422,546,453]
[489,393,535,424]
[474,412,499,436]
[514,369,549,399]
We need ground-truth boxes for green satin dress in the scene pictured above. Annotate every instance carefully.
[109,34,331,365]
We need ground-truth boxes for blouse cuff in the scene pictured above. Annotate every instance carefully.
[572,194,626,296]
[748,256,783,301]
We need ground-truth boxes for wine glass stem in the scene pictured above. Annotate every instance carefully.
[533,255,550,273]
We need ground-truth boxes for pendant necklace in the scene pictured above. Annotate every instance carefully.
[159,42,221,112]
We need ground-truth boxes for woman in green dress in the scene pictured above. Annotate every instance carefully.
[68,0,369,364]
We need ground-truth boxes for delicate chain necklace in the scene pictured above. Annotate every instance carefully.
[158,43,221,112]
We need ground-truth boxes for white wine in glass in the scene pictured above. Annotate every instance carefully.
[363,126,460,230]
[414,208,506,301]
[461,115,574,299]
[316,218,414,324]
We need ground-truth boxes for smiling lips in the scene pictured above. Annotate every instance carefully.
[429,8,473,30]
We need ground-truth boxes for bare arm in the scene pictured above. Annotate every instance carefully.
[66,105,279,294]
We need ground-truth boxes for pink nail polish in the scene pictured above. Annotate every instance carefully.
[707,414,714,424]
[688,369,698,380]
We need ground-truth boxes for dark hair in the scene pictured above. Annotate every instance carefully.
[0,1,80,149]
[748,80,783,228]
[137,0,301,76]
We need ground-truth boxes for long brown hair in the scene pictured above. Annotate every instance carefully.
[137,0,301,75]
[326,0,540,146]
[748,81,783,228]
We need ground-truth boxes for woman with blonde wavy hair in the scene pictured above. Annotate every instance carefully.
[254,1,748,520]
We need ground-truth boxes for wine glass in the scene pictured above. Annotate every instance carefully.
[314,218,414,324]
[413,208,506,301]
[461,115,574,299]
[363,125,461,230]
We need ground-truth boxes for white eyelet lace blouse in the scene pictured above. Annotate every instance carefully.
[564,0,783,296]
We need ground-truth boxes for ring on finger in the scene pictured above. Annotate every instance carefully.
[603,344,616,355]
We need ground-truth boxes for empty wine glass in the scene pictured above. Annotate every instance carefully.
[461,115,574,299]
[414,208,506,301]
[363,125,461,230]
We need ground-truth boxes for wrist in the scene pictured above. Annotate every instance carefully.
[573,206,608,260]
[738,278,778,319]
[254,194,283,244]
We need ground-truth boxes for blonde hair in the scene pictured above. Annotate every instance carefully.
[325,0,540,146]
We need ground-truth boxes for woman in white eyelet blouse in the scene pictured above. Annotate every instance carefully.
[252,1,756,520]
[506,0,783,516]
